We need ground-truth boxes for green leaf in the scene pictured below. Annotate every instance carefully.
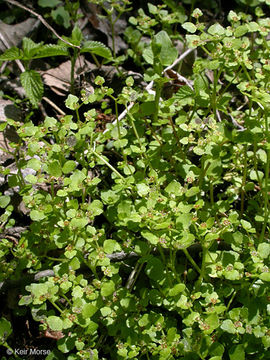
[82,303,98,319]
[186,186,200,197]
[175,85,194,100]
[0,47,22,61]
[20,70,44,107]
[30,209,46,221]
[260,273,270,281]
[51,6,71,29]
[70,218,88,229]
[221,319,236,334]
[65,94,79,110]
[234,25,248,37]
[0,195,10,208]
[104,240,119,254]
[165,180,182,195]
[33,44,69,59]
[169,283,185,296]
[137,183,150,196]
[257,243,270,259]
[81,41,112,59]
[100,280,115,297]
[229,344,245,360]
[27,158,42,171]
[182,22,197,33]
[47,160,62,177]
[57,334,76,353]
[62,160,76,174]
[38,0,61,7]
[208,23,225,36]
[25,174,38,184]
[141,231,159,245]
[145,257,165,281]
[47,316,63,331]
[143,30,178,66]
[0,317,12,342]
[22,38,43,59]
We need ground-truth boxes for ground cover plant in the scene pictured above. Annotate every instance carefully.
[0,0,269,359]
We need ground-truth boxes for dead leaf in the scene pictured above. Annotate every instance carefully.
[0,18,40,52]
[40,56,92,96]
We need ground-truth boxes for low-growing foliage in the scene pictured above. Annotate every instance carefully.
[0,1,270,359]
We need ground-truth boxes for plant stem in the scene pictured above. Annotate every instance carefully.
[70,49,78,95]
[240,145,248,218]
[153,80,162,124]
[182,248,202,275]
[259,111,270,241]
[93,150,124,180]
[49,300,63,314]
[158,243,173,287]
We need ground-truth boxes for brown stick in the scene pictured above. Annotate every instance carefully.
[5,0,80,49]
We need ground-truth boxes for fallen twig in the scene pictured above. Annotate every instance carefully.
[5,0,80,49]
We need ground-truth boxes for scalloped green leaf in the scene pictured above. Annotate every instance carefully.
[47,316,63,331]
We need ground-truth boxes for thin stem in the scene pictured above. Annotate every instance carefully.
[5,0,80,49]
[91,53,100,67]
[70,49,78,95]
[49,300,63,314]
[240,145,248,218]
[153,81,162,124]
[225,290,237,314]
[169,117,185,159]
[182,248,202,275]
[259,112,270,241]
[210,180,214,206]
[158,244,173,287]
[93,150,124,180]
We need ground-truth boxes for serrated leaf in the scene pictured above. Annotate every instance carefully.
[81,41,112,59]
[175,85,194,100]
[20,70,44,107]
[22,38,43,59]
[33,44,69,59]
[0,47,22,61]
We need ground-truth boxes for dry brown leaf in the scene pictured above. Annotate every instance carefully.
[0,18,40,52]
[39,56,92,96]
